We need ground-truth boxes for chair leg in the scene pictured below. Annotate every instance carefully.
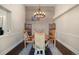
[24,40,27,48]
[34,49,45,55]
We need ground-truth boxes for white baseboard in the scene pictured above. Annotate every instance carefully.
[57,39,79,55]
[0,39,23,55]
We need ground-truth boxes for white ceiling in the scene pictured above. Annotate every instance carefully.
[25,4,56,7]
[25,4,55,21]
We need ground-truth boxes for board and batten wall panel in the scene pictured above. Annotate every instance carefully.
[54,5,79,54]
[0,32,24,54]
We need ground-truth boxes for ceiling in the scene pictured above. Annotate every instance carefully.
[25,4,56,7]
[25,4,55,21]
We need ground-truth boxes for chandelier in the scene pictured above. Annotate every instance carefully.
[34,6,45,18]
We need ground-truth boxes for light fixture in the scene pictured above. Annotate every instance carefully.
[34,6,46,18]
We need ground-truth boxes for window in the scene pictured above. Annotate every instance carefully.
[0,6,11,35]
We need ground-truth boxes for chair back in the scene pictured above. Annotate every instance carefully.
[35,32,45,50]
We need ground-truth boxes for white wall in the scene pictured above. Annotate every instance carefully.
[0,4,25,54]
[0,9,5,27]
[0,8,9,33]
[0,17,2,27]
[54,4,79,54]
[2,5,25,32]
[0,32,23,54]
[54,4,76,18]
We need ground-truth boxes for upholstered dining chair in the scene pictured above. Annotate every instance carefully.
[34,32,45,55]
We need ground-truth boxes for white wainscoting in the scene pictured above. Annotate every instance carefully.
[0,32,24,55]
[56,32,79,54]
